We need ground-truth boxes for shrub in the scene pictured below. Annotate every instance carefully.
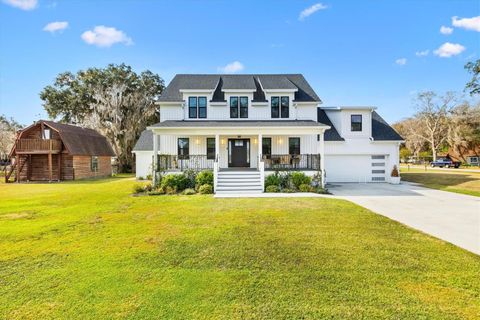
[391,165,399,177]
[195,170,213,189]
[165,186,177,195]
[138,176,145,181]
[161,173,189,192]
[265,185,280,193]
[198,184,213,194]
[316,187,328,194]
[290,172,312,189]
[265,173,282,188]
[183,169,197,189]
[132,184,145,194]
[312,171,323,188]
[182,188,196,195]
[146,174,152,180]
[299,184,315,192]
[283,188,295,193]
[279,172,294,189]
[147,190,165,196]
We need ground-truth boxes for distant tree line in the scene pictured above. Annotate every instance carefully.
[0,115,22,161]
[393,59,480,163]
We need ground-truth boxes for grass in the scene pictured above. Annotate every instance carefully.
[0,176,479,319]
[401,167,480,197]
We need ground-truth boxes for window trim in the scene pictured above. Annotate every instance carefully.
[351,114,362,132]
[188,97,197,119]
[178,138,190,160]
[90,156,99,172]
[288,137,300,155]
[206,138,215,160]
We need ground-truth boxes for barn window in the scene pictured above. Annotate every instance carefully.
[91,156,99,172]
[43,128,51,139]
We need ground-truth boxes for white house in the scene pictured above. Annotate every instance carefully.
[133,74,403,193]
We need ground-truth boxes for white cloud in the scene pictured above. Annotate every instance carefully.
[2,0,37,10]
[81,26,133,47]
[440,26,453,35]
[43,21,68,33]
[415,50,429,57]
[299,3,328,21]
[433,42,466,58]
[395,58,407,65]
[217,61,244,73]
[452,16,480,32]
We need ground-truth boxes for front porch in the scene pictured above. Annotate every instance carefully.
[147,120,329,191]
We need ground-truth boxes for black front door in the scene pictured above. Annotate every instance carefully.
[228,139,250,167]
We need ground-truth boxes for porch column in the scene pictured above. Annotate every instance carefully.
[319,130,325,188]
[258,133,263,159]
[215,133,220,162]
[152,132,159,185]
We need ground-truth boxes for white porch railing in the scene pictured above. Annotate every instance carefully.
[213,154,218,191]
[259,154,265,192]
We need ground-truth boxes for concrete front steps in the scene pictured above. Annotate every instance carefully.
[216,170,263,194]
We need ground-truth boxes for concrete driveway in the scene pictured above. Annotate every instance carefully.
[329,182,480,255]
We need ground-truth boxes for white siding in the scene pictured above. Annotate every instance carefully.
[134,151,153,179]
[296,104,318,121]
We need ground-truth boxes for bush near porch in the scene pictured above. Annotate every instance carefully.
[133,169,214,195]
[265,171,325,193]
[1,176,479,318]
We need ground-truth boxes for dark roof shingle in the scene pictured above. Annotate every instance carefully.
[371,111,404,141]
[317,109,344,141]
[133,129,153,151]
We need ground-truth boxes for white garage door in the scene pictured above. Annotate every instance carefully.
[325,155,386,183]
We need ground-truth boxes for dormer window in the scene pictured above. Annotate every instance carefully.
[188,97,207,119]
[230,96,248,118]
[351,115,362,131]
[271,96,289,118]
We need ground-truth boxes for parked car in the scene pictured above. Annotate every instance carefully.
[430,158,460,168]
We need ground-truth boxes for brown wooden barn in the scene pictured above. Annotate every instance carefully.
[6,120,115,182]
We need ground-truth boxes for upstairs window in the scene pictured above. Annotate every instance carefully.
[281,96,289,118]
[206,138,215,160]
[289,137,300,155]
[90,156,98,172]
[271,96,289,118]
[230,96,248,118]
[351,115,362,131]
[230,96,239,118]
[178,138,189,159]
[43,128,51,139]
[188,97,207,119]
[262,137,272,158]
[271,97,279,118]
[240,97,248,118]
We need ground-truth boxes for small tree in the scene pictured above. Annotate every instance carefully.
[465,59,480,96]
[0,115,22,160]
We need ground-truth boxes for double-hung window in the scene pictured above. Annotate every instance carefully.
[206,138,215,160]
[178,138,190,160]
[351,115,362,131]
[262,138,272,159]
[188,97,207,118]
[271,96,289,118]
[230,96,248,118]
[288,137,300,155]
[90,156,99,172]
[281,96,289,118]
[271,97,279,118]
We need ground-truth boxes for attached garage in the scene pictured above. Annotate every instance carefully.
[324,154,387,183]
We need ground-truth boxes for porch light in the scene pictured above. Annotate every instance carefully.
[196,139,200,145]
[221,139,225,145]
[253,138,257,144]
[279,138,283,144]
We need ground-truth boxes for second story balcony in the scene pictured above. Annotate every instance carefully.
[15,139,62,154]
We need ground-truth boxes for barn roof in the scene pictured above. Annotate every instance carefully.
[15,120,115,157]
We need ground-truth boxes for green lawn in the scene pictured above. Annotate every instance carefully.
[401,167,480,197]
[0,176,479,319]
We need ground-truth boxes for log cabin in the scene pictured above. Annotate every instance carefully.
[6,120,115,182]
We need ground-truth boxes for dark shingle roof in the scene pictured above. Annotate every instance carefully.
[158,74,321,103]
[371,111,404,141]
[151,120,327,128]
[133,129,153,151]
[22,120,115,156]
[317,109,344,141]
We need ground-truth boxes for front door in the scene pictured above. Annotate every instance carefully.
[228,139,250,167]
